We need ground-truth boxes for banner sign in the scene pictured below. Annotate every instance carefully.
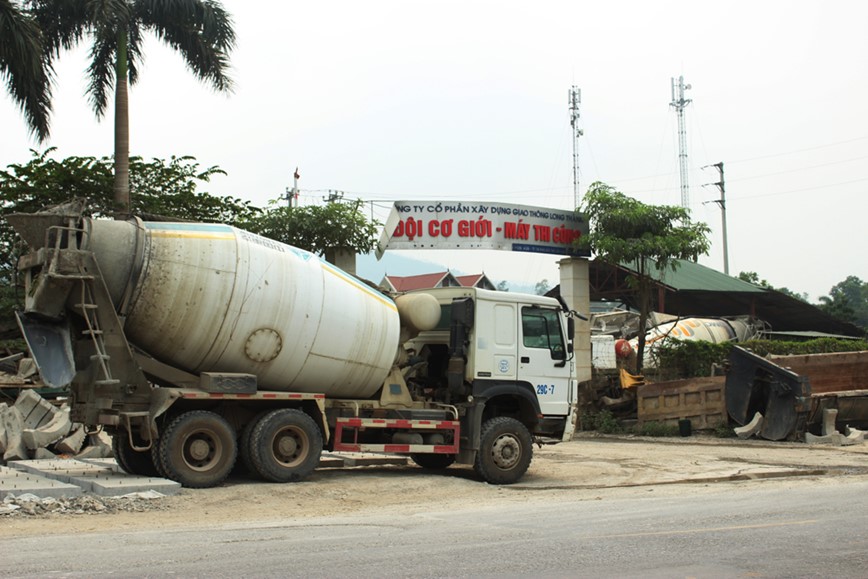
[376,201,589,259]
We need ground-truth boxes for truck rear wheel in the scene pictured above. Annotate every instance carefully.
[112,430,160,477]
[250,409,322,483]
[474,417,533,484]
[238,410,270,477]
[410,453,456,470]
[158,411,237,488]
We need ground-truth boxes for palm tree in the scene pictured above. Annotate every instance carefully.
[0,0,51,141]
[29,0,235,218]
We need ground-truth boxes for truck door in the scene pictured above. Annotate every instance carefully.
[518,306,572,416]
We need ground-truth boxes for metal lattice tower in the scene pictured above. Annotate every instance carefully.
[569,86,583,208]
[670,76,692,208]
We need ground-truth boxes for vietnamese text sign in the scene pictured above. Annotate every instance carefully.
[376,201,589,258]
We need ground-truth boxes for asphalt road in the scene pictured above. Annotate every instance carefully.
[3,478,867,578]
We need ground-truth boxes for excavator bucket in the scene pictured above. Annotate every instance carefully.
[725,346,811,440]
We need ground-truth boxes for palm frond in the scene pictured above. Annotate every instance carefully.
[85,33,115,117]
[0,0,52,140]
[136,0,234,92]
[27,0,90,55]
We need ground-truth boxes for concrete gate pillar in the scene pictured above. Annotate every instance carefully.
[558,257,591,385]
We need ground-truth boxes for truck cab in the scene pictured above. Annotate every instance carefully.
[404,287,577,457]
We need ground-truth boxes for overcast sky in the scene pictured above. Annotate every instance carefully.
[2,0,866,301]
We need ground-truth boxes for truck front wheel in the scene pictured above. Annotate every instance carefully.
[158,411,237,488]
[474,417,533,484]
[249,409,322,483]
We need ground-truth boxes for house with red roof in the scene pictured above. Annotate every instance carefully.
[380,271,496,292]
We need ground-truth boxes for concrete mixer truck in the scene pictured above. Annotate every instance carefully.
[9,207,579,488]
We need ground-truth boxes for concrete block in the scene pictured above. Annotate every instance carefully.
[821,408,839,436]
[0,465,82,499]
[22,407,72,450]
[0,403,8,453]
[75,431,112,459]
[14,390,53,428]
[54,423,87,455]
[30,448,57,460]
[1,405,27,461]
[317,455,347,468]
[805,432,856,446]
[17,357,37,378]
[734,412,764,439]
[329,454,408,467]
[844,426,866,444]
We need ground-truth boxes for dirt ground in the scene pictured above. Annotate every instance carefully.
[2,433,867,538]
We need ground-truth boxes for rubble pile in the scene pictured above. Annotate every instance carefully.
[0,390,112,463]
[0,491,167,517]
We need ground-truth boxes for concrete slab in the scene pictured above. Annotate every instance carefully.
[6,458,181,497]
[327,453,409,467]
[68,471,182,497]
[317,455,348,468]
[0,465,82,499]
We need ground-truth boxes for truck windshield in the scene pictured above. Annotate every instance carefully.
[521,307,566,360]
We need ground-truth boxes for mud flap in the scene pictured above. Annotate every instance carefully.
[16,312,75,388]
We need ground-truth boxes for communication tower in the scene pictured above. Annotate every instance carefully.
[569,86,583,208]
[670,76,692,208]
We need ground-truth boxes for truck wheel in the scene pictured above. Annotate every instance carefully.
[474,417,533,484]
[250,409,322,483]
[410,453,456,470]
[158,411,237,488]
[238,410,271,477]
[112,429,160,477]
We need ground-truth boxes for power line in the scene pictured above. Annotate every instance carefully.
[726,135,868,165]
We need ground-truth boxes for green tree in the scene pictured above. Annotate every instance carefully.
[534,279,550,295]
[819,276,867,328]
[0,149,258,322]
[28,0,235,217]
[496,280,510,292]
[579,182,711,372]
[737,271,808,302]
[241,200,380,258]
[0,0,51,140]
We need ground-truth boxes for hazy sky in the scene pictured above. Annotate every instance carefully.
[2,1,866,301]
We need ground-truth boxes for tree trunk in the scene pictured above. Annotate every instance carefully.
[113,30,130,219]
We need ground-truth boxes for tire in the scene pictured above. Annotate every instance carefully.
[158,411,237,488]
[410,453,456,470]
[150,433,171,479]
[238,410,271,478]
[250,409,322,483]
[474,417,533,484]
[112,429,160,477]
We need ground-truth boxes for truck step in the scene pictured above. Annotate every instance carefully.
[94,379,120,385]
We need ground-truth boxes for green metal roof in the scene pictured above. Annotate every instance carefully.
[620,259,766,293]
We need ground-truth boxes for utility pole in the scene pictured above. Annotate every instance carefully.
[569,86,583,209]
[324,190,344,203]
[703,162,729,275]
[285,167,300,208]
[670,76,692,209]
